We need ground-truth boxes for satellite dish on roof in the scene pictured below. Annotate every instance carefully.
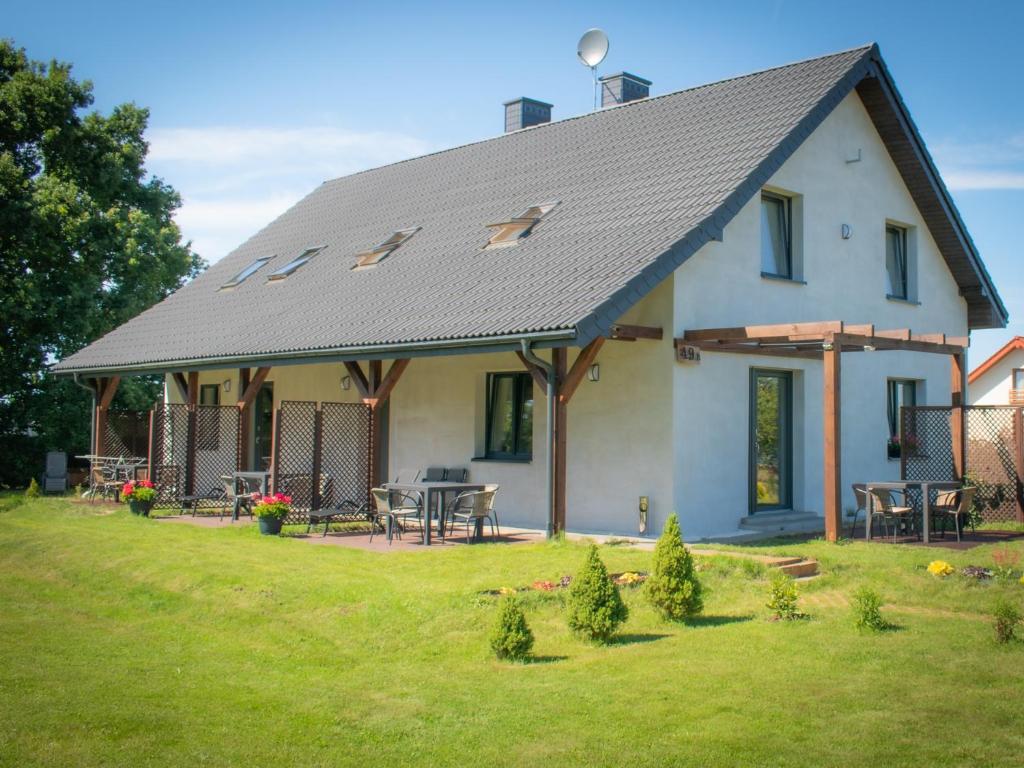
[577,28,609,68]
[577,28,609,110]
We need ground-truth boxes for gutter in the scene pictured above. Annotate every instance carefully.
[73,373,99,456]
[54,327,577,377]
[519,339,556,539]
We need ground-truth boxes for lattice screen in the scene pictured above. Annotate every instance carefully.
[149,403,240,509]
[103,411,150,459]
[902,406,954,482]
[274,401,318,518]
[151,403,189,507]
[193,406,241,498]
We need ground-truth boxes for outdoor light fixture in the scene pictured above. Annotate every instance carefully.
[587,363,600,382]
[822,341,834,352]
[222,379,231,393]
[340,375,352,391]
[863,345,876,352]
[841,223,853,239]
[638,496,649,535]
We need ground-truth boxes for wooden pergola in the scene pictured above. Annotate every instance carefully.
[678,321,968,542]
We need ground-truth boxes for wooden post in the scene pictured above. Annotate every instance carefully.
[185,372,198,495]
[950,352,966,481]
[270,406,280,494]
[237,368,251,471]
[360,360,408,488]
[311,405,324,511]
[552,348,568,534]
[147,408,157,481]
[94,376,120,456]
[823,343,842,542]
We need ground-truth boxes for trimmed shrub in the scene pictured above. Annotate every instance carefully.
[993,600,1020,645]
[24,478,40,498]
[490,596,534,661]
[766,571,801,620]
[852,587,887,631]
[645,513,703,621]
[567,544,628,643]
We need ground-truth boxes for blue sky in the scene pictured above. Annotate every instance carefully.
[6,0,1023,363]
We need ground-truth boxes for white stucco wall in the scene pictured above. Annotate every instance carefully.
[671,91,968,538]
[968,347,1024,405]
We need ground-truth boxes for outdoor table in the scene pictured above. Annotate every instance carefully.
[383,481,485,545]
[231,471,272,521]
[865,480,961,543]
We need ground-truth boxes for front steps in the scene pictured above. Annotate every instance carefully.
[739,510,824,536]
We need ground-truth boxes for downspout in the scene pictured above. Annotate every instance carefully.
[520,339,556,539]
[73,373,98,455]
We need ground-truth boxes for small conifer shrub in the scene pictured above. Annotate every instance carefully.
[993,600,1021,645]
[645,514,703,621]
[24,478,40,498]
[490,596,534,661]
[766,570,801,620]
[566,544,628,643]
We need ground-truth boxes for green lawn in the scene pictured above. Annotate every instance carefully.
[1,495,1023,767]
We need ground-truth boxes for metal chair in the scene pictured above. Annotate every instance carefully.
[932,487,976,543]
[446,467,468,483]
[423,466,446,482]
[218,475,257,520]
[850,484,868,538]
[369,488,422,544]
[445,489,498,542]
[867,488,916,542]
[42,452,68,494]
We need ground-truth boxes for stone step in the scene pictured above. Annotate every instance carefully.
[777,559,820,578]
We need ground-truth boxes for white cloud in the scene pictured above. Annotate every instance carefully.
[931,134,1024,191]
[146,125,433,263]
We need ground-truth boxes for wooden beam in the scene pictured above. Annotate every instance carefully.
[98,375,120,410]
[951,352,966,481]
[186,371,199,406]
[694,342,821,360]
[684,321,843,343]
[342,361,370,399]
[371,359,410,405]
[172,372,189,402]
[236,366,271,410]
[823,345,842,542]
[368,361,382,395]
[238,368,251,471]
[833,334,965,357]
[552,348,567,534]
[515,350,548,390]
[559,338,605,405]
[874,328,911,341]
[609,324,663,341]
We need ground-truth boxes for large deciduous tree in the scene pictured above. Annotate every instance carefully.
[0,40,205,485]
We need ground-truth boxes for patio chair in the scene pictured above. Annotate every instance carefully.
[369,488,422,544]
[849,484,868,538]
[445,489,497,542]
[181,486,228,517]
[932,487,976,543]
[446,467,468,483]
[42,451,68,494]
[307,498,368,537]
[483,484,500,536]
[393,468,420,483]
[218,475,257,520]
[423,466,446,481]
[867,488,916,543]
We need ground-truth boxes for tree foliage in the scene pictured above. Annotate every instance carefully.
[645,514,703,621]
[0,39,204,485]
[566,544,628,643]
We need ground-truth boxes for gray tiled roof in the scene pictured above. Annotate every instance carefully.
[55,44,1006,374]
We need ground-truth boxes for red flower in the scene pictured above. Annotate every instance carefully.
[139,479,155,488]
[122,481,135,494]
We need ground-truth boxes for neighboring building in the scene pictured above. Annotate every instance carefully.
[55,45,1007,541]
[968,337,1024,405]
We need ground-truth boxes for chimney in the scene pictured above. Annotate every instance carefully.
[503,97,553,133]
[598,72,652,107]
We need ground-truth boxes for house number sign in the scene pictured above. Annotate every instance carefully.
[675,343,702,364]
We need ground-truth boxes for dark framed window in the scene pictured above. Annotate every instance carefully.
[760,192,792,278]
[887,379,917,439]
[198,384,220,450]
[885,225,908,299]
[485,372,533,459]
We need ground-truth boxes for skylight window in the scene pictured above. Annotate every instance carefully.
[267,247,325,281]
[485,201,559,248]
[353,227,420,270]
[219,257,271,290]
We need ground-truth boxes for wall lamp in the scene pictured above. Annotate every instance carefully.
[587,363,600,382]
[222,379,231,393]
[340,375,352,391]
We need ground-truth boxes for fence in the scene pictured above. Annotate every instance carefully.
[272,400,372,523]
[902,405,1024,524]
[103,411,150,459]
[149,403,241,508]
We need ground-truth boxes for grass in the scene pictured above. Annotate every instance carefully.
[1,495,1023,767]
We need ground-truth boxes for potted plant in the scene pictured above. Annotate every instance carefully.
[253,493,292,535]
[122,479,157,516]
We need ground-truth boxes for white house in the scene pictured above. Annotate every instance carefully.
[968,337,1024,406]
[55,45,1007,542]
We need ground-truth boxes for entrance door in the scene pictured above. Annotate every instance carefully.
[251,383,274,471]
[750,370,792,512]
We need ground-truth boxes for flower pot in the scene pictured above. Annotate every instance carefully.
[258,516,284,535]
[128,500,153,517]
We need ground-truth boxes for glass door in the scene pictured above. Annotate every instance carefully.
[750,370,792,512]
[251,383,274,471]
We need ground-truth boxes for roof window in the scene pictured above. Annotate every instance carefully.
[485,201,558,248]
[353,227,420,270]
[219,257,271,290]
[267,247,325,281]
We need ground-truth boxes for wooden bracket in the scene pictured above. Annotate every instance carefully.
[609,324,663,341]
[237,366,271,409]
[343,361,371,399]
[515,351,548,390]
